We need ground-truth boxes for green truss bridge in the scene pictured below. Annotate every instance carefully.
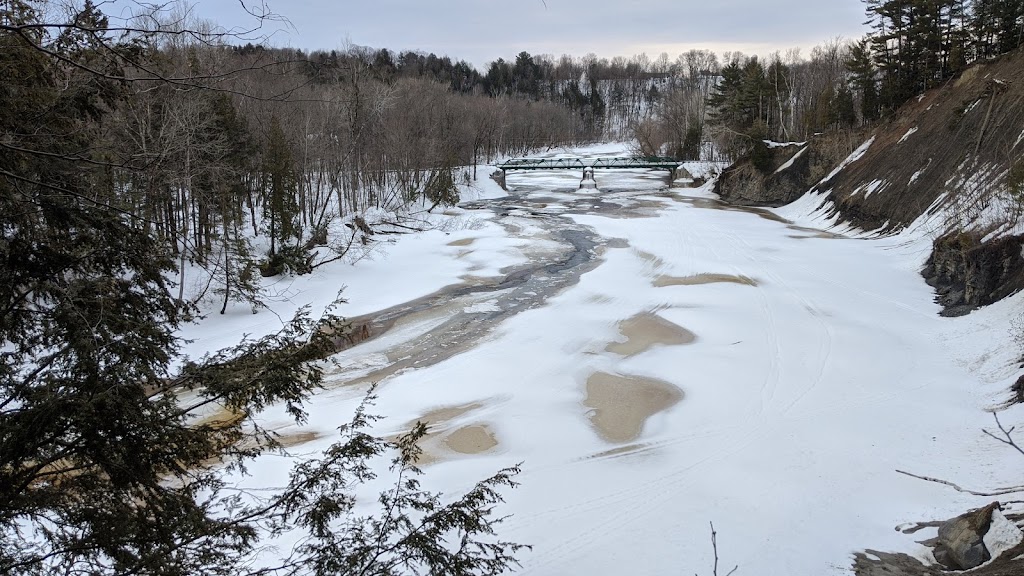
[493,156,683,188]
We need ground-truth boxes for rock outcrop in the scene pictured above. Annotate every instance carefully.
[923,232,1024,316]
[713,135,863,207]
[934,502,999,570]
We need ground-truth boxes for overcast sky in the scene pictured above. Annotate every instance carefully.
[174,0,870,69]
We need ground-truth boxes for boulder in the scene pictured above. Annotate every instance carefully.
[935,502,1000,570]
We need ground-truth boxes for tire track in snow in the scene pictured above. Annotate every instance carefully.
[721,230,834,417]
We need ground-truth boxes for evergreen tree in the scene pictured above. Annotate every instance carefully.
[833,84,859,127]
[847,39,882,122]
[864,0,970,110]
[1,4,527,574]
[707,59,746,133]
[204,94,263,314]
[261,115,299,260]
[993,0,1024,53]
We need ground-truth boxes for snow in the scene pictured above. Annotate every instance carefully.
[773,146,807,174]
[765,140,807,149]
[856,179,887,198]
[984,510,1024,561]
[189,143,1024,575]
[682,161,727,180]
[818,136,875,186]
[1015,128,1024,149]
[898,127,919,144]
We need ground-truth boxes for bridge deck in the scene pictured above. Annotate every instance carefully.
[497,157,680,171]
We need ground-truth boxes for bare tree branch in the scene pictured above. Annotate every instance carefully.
[895,469,1024,496]
[983,412,1024,457]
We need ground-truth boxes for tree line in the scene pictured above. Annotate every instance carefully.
[673,0,1024,163]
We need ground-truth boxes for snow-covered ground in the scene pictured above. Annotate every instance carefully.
[183,143,1024,575]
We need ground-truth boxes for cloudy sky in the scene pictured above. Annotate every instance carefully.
[179,0,869,69]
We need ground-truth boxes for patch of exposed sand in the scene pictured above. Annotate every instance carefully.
[392,402,499,465]
[447,237,476,247]
[584,372,683,444]
[606,312,695,357]
[653,273,758,287]
[445,425,498,454]
[275,430,321,449]
[418,402,483,426]
[634,249,665,269]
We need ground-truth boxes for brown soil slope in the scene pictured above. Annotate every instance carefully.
[717,49,1024,232]
[812,49,1024,232]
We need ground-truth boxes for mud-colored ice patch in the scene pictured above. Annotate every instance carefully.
[445,425,498,454]
[606,312,695,357]
[447,237,476,247]
[585,443,649,460]
[417,402,482,426]
[275,430,321,449]
[393,402,500,465]
[584,372,683,443]
[786,225,845,240]
[653,273,758,287]
[634,249,666,270]
[671,195,791,223]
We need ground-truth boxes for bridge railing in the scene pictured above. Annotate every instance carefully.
[497,156,681,171]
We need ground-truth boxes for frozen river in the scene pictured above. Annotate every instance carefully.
[192,144,1022,575]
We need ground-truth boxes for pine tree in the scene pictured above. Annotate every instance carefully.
[994,0,1024,53]
[847,38,882,121]
[863,0,969,111]
[707,59,746,131]
[833,84,859,127]
[204,94,263,314]
[1,4,527,574]
[261,115,299,260]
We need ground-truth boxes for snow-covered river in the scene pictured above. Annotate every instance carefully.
[187,144,1023,575]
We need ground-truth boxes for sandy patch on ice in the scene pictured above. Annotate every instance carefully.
[445,425,498,454]
[447,237,476,247]
[606,312,696,357]
[584,372,683,443]
[416,402,482,427]
[393,402,499,465]
[275,430,321,449]
[634,249,665,268]
[653,273,759,287]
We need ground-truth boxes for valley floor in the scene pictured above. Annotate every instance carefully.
[182,143,1024,575]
